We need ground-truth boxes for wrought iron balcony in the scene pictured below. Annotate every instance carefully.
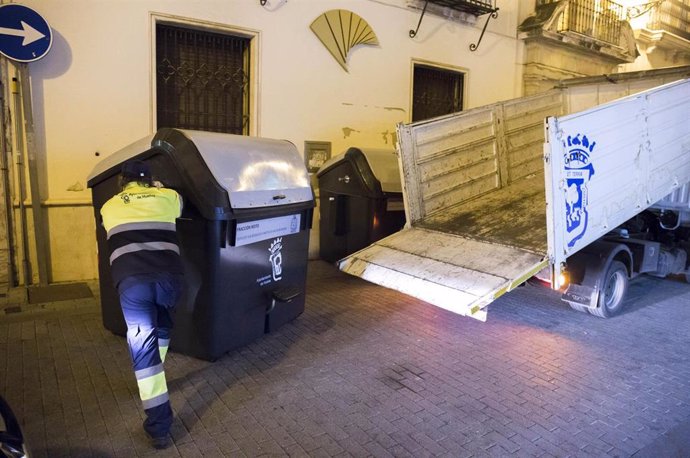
[645,0,690,41]
[536,0,625,46]
[409,0,499,51]
[427,0,496,15]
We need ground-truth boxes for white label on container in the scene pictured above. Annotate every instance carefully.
[235,214,301,246]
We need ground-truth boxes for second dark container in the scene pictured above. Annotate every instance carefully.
[317,147,405,263]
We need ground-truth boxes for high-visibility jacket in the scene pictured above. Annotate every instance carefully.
[101,182,183,287]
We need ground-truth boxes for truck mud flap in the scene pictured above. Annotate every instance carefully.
[562,283,597,308]
[338,227,547,321]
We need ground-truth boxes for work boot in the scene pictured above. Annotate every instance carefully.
[146,432,172,450]
[142,405,174,449]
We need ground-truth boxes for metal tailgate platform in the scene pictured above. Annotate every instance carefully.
[339,227,546,321]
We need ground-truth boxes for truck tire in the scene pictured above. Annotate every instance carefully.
[590,260,628,318]
[568,303,589,313]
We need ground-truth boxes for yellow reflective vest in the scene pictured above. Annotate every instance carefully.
[101,182,183,286]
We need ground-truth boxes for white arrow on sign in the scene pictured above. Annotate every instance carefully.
[0,21,45,46]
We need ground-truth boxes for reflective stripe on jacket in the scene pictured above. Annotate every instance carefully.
[101,183,183,286]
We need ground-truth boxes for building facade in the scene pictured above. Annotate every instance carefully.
[3,0,687,286]
[0,0,534,285]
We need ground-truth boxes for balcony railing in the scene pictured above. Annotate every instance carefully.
[537,0,624,45]
[428,0,496,15]
[646,0,690,41]
[409,0,499,50]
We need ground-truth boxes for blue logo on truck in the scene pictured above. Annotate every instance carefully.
[564,134,595,248]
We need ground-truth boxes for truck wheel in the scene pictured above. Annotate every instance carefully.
[590,260,628,318]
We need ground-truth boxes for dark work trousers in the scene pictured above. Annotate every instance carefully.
[118,273,183,438]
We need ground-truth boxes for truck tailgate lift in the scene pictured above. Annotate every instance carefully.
[339,227,546,321]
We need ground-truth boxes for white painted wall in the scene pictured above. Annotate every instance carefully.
[9,0,525,282]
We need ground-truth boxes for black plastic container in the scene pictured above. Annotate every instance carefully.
[87,128,314,361]
[316,147,405,263]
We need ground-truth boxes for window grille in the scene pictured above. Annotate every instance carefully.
[412,65,464,122]
[156,24,251,135]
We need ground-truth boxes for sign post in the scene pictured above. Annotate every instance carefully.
[0,4,52,286]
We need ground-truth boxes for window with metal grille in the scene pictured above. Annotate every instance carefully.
[412,64,464,122]
[156,23,251,134]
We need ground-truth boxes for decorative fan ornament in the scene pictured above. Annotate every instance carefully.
[310,10,379,72]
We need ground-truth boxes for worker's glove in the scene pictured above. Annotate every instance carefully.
[152,180,164,189]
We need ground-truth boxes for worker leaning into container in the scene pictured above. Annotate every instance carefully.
[100,160,184,450]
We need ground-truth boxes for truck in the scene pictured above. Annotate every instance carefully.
[338,66,690,321]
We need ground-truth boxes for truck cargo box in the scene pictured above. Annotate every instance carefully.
[339,68,690,321]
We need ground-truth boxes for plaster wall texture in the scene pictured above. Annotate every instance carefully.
[7,0,525,281]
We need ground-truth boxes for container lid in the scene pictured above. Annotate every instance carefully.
[181,130,312,208]
[317,147,401,193]
[358,148,401,193]
[87,134,156,183]
[87,129,314,217]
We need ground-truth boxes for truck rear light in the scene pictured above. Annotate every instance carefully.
[557,272,568,289]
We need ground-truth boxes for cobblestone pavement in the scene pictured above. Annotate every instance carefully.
[1,261,689,457]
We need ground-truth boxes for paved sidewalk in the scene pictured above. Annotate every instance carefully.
[1,261,689,457]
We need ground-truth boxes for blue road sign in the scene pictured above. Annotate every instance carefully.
[0,4,52,62]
